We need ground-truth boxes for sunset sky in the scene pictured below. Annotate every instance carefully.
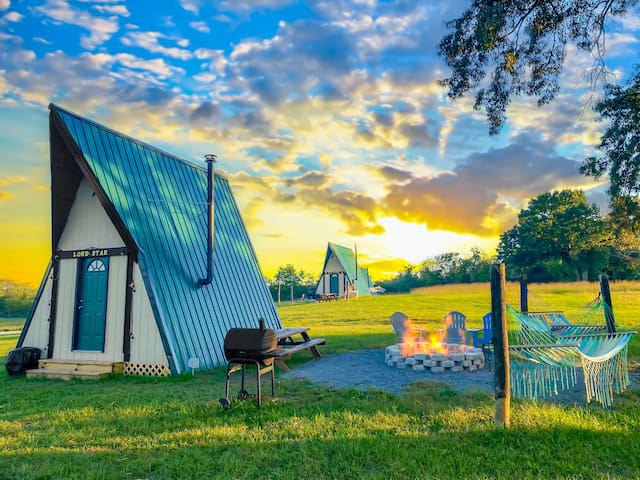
[1,0,639,287]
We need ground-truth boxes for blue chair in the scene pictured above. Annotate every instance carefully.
[468,312,493,350]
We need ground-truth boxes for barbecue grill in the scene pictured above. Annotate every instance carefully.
[219,320,277,408]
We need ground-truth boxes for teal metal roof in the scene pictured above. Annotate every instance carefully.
[49,104,281,373]
[325,242,372,296]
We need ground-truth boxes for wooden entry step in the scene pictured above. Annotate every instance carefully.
[26,359,125,380]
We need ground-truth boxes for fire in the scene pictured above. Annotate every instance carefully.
[399,319,447,356]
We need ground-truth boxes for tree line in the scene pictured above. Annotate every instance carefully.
[268,187,640,296]
[0,280,35,317]
[382,189,640,292]
[267,264,317,303]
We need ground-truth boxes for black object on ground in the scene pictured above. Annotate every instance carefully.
[5,347,41,376]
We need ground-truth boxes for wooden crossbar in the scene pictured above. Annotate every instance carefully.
[510,343,579,350]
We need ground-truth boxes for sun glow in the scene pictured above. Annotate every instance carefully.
[362,217,499,267]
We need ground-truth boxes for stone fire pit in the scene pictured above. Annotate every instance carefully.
[385,343,485,373]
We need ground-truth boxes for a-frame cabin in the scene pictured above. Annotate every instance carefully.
[17,104,281,377]
[315,242,372,299]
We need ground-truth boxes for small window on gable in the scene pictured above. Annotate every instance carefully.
[87,259,106,272]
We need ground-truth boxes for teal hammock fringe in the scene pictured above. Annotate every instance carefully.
[510,361,578,401]
[507,305,635,407]
[581,344,630,408]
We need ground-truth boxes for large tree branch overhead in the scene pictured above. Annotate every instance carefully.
[438,0,635,135]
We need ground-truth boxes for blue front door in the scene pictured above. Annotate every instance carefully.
[330,273,339,295]
[73,257,109,351]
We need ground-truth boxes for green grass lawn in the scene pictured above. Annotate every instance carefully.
[1,283,639,479]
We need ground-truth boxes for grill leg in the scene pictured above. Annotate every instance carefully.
[270,366,275,397]
[223,359,275,408]
[224,363,232,400]
[256,364,262,407]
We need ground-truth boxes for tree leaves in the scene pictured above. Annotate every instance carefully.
[581,68,640,198]
[438,0,635,134]
[497,190,611,279]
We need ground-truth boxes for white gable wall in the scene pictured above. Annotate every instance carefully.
[316,253,350,297]
[52,178,128,362]
[20,267,53,357]
[324,253,343,273]
[128,263,168,366]
[58,179,125,250]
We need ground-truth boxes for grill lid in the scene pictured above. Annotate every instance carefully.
[223,327,277,361]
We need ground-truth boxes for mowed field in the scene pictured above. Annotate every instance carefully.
[0,281,639,479]
[277,280,640,358]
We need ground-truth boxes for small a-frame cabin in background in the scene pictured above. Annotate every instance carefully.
[17,104,281,377]
[315,242,373,299]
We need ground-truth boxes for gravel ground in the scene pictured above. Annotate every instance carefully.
[283,349,640,407]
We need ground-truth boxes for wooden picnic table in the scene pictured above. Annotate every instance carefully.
[317,293,338,302]
[272,327,325,371]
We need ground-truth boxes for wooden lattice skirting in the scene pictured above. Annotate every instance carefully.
[124,362,171,376]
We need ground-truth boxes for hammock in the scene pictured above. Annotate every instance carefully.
[509,344,579,401]
[524,288,609,333]
[507,305,635,407]
[525,299,608,335]
[510,306,600,344]
[564,331,633,407]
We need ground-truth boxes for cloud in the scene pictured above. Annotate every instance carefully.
[284,171,332,189]
[120,31,192,60]
[180,0,200,14]
[376,165,413,183]
[34,0,125,49]
[92,4,129,16]
[0,176,42,200]
[398,118,438,149]
[217,0,293,16]
[114,52,185,79]
[189,20,210,33]
[0,176,26,186]
[190,101,221,123]
[382,133,590,236]
[0,44,185,115]
[230,169,384,236]
[3,10,20,21]
[277,184,384,235]
[228,19,358,106]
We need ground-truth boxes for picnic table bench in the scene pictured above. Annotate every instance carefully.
[272,327,325,371]
[317,293,338,302]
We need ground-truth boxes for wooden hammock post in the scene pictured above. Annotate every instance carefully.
[599,274,616,333]
[519,273,528,313]
[491,263,510,427]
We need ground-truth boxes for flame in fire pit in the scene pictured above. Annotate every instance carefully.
[399,319,447,357]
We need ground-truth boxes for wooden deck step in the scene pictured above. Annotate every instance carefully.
[26,368,112,380]
[26,359,124,380]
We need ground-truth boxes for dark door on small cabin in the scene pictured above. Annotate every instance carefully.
[329,273,339,295]
[73,257,109,351]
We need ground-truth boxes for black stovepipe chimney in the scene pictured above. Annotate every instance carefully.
[198,154,217,286]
